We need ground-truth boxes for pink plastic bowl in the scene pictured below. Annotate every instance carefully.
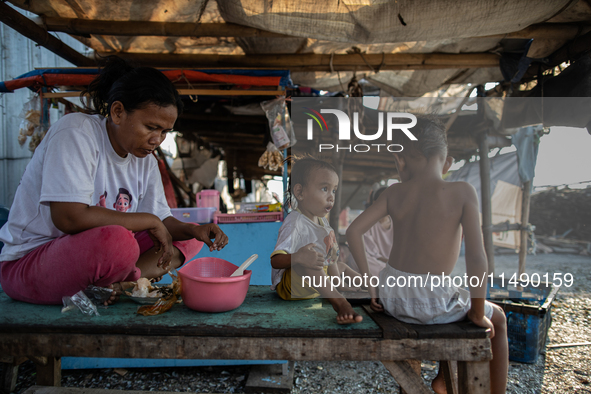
[179,257,251,313]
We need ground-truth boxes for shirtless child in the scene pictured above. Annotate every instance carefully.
[271,157,363,324]
[346,117,508,393]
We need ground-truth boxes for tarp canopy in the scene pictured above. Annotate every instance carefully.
[7,0,591,96]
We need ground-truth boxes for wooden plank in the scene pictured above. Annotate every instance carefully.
[0,334,492,362]
[381,360,432,394]
[244,361,294,393]
[0,287,381,339]
[35,357,61,387]
[400,360,421,394]
[23,386,214,394]
[457,361,490,394]
[440,360,459,394]
[362,305,416,339]
[362,305,489,339]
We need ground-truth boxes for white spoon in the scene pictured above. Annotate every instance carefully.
[230,254,258,277]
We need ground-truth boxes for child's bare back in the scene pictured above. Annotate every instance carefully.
[383,177,478,276]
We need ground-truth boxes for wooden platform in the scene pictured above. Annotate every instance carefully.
[0,286,491,394]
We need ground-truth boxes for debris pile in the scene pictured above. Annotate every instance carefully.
[530,187,591,255]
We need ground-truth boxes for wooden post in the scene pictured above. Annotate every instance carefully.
[0,2,93,67]
[457,361,490,394]
[476,87,495,275]
[1,361,19,393]
[330,138,344,234]
[518,180,532,275]
[33,357,61,387]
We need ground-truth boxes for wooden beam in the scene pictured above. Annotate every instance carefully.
[40,17,589,42]
[109,52,499,71]
[0,2,93,67]
[483,23,590,40]
[0,334,492,361]
[41,18,294,38]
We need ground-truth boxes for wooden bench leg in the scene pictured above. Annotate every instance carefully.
[440,360,458,394]
[30,356,61,387]
[382,360,431,394]
[457,361,489,394]
[1,362,19,394]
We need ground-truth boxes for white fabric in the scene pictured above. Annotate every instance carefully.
[271,210,338,290]
[0,113,171,262]
[378,264,493,325]
[347,219,393,278]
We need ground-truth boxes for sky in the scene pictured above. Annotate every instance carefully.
[533,127,591,189]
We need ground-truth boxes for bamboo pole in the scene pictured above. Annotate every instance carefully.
[518,181,532,276]
[0,2,93,67]
[476,86,495,275]
[109,52,499,71]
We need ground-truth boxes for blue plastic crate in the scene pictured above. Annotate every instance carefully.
[488,280,560,364]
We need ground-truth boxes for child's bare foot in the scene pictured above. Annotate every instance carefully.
[106,282,134,305]
[330,298,363,324]
[431,369,447,394]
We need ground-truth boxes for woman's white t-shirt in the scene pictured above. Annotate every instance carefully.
[0,113,171,262]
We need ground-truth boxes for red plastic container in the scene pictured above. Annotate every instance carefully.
[178,257,251,313]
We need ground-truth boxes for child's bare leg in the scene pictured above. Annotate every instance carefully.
[336,262,367,292]
[135,246,184,280]
[490,304,508,394]
[431,366,446,394]
[293,264,363,324]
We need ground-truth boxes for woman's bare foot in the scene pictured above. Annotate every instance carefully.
[431,368,447,394]
[106,282,134,305]
[329,297,363,324]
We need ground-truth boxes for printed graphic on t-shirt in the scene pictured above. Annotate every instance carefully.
[96,191,107,207]
[113,187,133,212]
[323,231,339,265]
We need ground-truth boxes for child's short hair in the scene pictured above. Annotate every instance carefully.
[285,156,337,210]
[392,115,447,159]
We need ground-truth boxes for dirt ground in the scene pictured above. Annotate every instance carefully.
[6,252,591,393]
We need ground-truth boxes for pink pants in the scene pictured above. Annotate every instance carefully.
[0,225,203,305]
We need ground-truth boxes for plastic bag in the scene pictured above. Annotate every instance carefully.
[61,285,115,316]
[258,142,284,172]
[17,95,47,152]
[137,269,181,316]
[260,97,296,150]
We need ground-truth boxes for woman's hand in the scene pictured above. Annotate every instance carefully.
[293,243,325,269]
[192,223,228,252]
[147,220,174,268]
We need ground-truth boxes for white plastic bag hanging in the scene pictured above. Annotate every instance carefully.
[260,97,296,150]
